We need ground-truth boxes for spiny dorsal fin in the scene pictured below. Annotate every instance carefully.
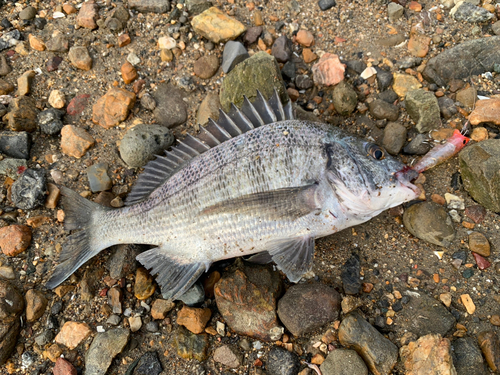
[124,90,294,206]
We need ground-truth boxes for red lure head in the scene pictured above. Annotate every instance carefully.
[448,129,470,150]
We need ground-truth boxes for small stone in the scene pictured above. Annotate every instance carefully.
[108,288,123,314]
[63,4,77,14]
[55,322,92,350]
[5,96,39,132]
[0,266,15,280]
[121,62,138,84]
[11,168,46,210]
[472,252,491,270]
[68,46,92,71]
[19,6,37,20]
[46,33,69,53]
[129,316,142,332]
[38,108,64,135]
[48,90,66,109]
[271,35,293,63]
[404,133,431,155]
[368,99,399,121]
[0,55,11,76]
[469,98,500,126]
[153,83,187,128]
[160,49,173,62]
[140,94,156,110]
[408,30,431,58]
[222,41,249,73]
[383,122,407,155]
[151,299,175,320]
[460,294,475,314]
[468,232,490,256]
[490,315,500,326]
[213,345,241,368]
[77,1,99,29]
[25,289,47,322]
[46,56,64,72]
[456,86,477,108]
[177,306,211,334]
[129,0,171,13]
[451,2,493,23]
[312,53,345,86]
[267,346,300,375]
[87,163,112,193]
[470,127,488,142]
[392,73,422,98]
[452,337,489,375]
[302,48,318,63]
[178,283,205,306]
[53,358,77,375]
[318,0,336,10]
[44,343,63,362]
[439,292,452,307]
[67,94,90,116]
[85,328,130,375]
[173,326,209,361]
[388,3,404,22]
[134,351,163,375]
[60,125,95,158]
[464,205,486,223]
[197,92,220,126]
[28,34,45,51]
[158,36,176,50]
[191,7,246,43]
[0,131,31,159]
[296,30,314,47]
[405,89,441,133]
[401,334,456,375]
[117,33,131,47]
[0,79,14,95]
[244,26,263,44]
[194,54,219,79]
[331,81,357,116]
[92,87,136,129]
[134,267,156,300]
[0,225,31,257]
[321,349,367,375]
[477,331,500,373]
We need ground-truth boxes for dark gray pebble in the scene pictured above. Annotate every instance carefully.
[133,351,162,375]
[266,347,300,375]
[318,0,336,11]
[11,168,46,210]
[37,108,64,135]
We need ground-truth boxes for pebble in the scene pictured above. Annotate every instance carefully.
[312,53,345,86]
[477,331,500,373]
[5,96,39,132]
[38,108,64,135]
[451,2,493,23]
[177,306,211,334]
[368,99,399,121]
[129,316,142,332]
[383,122,407,155]
[271,35,293,63]
[173,326,209,361]
[321,349,367,375]
[196,92,220,126]
[331,81,357,115]
[106,315,121,326]
[48,90,66,109]
[17,70,35,96]
[153,83,187,128]
[177,282,205,306]
[267,346,300,375]
[0,280,23,364]
[437,96,457,119]
[19,6,37,20]
[318,0,336,10]
[108,287,122,314]
[444,193,464,210]
[302,48,318,63]
[43,344,63,362]
[77,1,99,29]
[339,312,398,375]
[63,4,77,14]
[222,41,249,73]
[0,265,15,279]
[53,358,77,375]
[28,34,45,51]
[439,292,452,307]
[452,337,489,375]
[0,79,14,95]
[134,351,163,375]
[118,34,131,47]
[277,283,340,336]
[55,321,92,350]
[468,232,490,256]
[469,98,500,126]
[296,75,314,90]
[470,127,488,142]
[146,321,159,333]
[388,3,404,22]
[376,68,393,91]
[405,89,441,133]
[60,125,95,158]
[401,334,456,375]
[129,0,171,13]
[87,163,112,193]
[490,315,500,327]
[92,87,136,129]
[193,54,219,79]
[67,94,90,116]
[11,168,46,210]
[134,267,156,300]
[106,244,140,279]
[84,328,130,375]
[121,62,138,84]
[25,289,48,322]
[46,32,69,53]
[213,345,242,368]
[68,46,93,71]
[296,30,314,47]
[456,86,477,108]
[140,94,156,110]
[0,158,27,179]
[408,29,431,58]
[392,73,422,97]
[464,205,486,223]
[191,7,246,43]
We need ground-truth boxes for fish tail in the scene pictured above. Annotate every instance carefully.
[45,187,111,289]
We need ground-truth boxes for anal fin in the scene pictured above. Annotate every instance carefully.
[137,248,207,300]
[267,237,315,282]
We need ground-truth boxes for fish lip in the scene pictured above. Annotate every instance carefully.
[395,166,421,195]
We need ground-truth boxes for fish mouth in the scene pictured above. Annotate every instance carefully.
[395,166,421,196]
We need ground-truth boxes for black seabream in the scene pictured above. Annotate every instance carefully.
[46,91,419,299]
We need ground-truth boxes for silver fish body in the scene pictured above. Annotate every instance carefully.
[47,93,419,299]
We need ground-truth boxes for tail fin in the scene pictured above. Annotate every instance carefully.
[45,187,111,289]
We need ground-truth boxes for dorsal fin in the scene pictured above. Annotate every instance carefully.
[124,90,294,206]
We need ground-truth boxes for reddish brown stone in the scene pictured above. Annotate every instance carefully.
[4,96,39,132]
[67,94,90,116]
[118,34,131,48]
[133,79,146,94]
[296,30,314,47]
[121,62,138,84]
[473,252,491,270]
[0,225,31,256]
[60,125,95,158]
[25,289,48,322]
[151,299,175,320]
[53,358,77,375]
[63,4,77,15]
[465,205,487,223]
[55,322,92,350]
[478,331,500,373]
[92,87,136,128]
[46,56,63,72]
[302,48,317,63]
[77,1,99,29]
[177,306,212,334]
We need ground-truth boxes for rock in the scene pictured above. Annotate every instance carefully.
[61,125,95,158]
[158,36,176,50]
[48,90,66,109]
[0,79,14,95]
[339,312,398,375]
[68,46,93,71]
[318,0,337,10]
[0,55,11,76]
[219,51,287,112]
[401,334,456,375]
[382,122,407,155]
[376,69,393,91]
[444,193,464,210]
[87,163,112,192]
[312,53,345,86]
[468,232,490,256]
[459,140,500,213]
[159,49,173,62]
[17,70,36,96]
[25,289,47,322]
[0,158,26,179]
[0,224,32,256]
[296,30,314,47]
[173,326,209,361]
[397,291,455,336]
[302,48,318,63]
[465,205,486,223]
[133,351,163,375]
[222,41,249,73]
[392,73,422,98]
[117,34,131,47]
[153,83,187,128]
[403,133,431,155]
[244,26,263,44]
[35,329,55,347]
[456,86,477,108]
[140,94,156,110]
[214,262,283,341]
[0,320,20,366]
[197,92,220,126]
[405,89,441,133]
[408,29,431,58]
[271,35,293,63]
[0,131,30,159]
[213,345,242,368]
[77,1,99,29]
[38,108,64,135]
[194,54,219,79]
[460,294,475,314]
[267,346,300,375]
[67,94,91,116]
[0,265,15,280]
[331,81,357,115]
[121,62,138,84]
[191,7,246,43]
[84,328,129,375]
[119,124,174,167]
[339,254,361,294]
[388,3,404,22]
[176,306,211,334]
[437,97,457,119]
[423,37,500,87]
[134,267,156,300]
[451,2,493,23]
[469,98,500,125]
[19,6,37,20]
[11,168,46,210]
[128,316,142,332]
[106,244,141,279]
[53,358,77,375]
[296,75,314,90]
[177,282,205,306]
[5,96,39,132]
[277,283,340,336]
[452,337,488,375]
[28,34,45,51]
[129,0,170,13]
[470,127,488,142]
[0,280,24,322]
[321,349,368,375]
[151,299,175,320]
[107,287,122,314]
[92,87,136,129]
[186,0,212,15]
[55,321,92,350]
[63,4,78,14]
[368,99,399,121]
[44,343,63,362]
[477,331,500,373]
[146,321,159,332]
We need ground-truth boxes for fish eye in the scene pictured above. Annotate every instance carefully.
[365,143,385,160]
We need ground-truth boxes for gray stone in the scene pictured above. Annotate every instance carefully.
[128,0,170,13]
[452,337,488,375]
[153,84,188,128]
[331,81,357,116]
[376,68,393,91]
[196,92,220,126]
[267,347,300,375]
[438,96,457,119]
[213,345,242,368]
[119,124,175,168]
[295,74,314,90]
[134,351,162,375]
[46,34,69,52]
[84,328,130,375]
[271,35,293,63]
[398,57,423,70]
[146,321,159,332]
[405,89,441,133]
[244,26,263,44]
[368,99,399,121]
[0,55,12,76]
[222,41,249,74]
[106,244,141,279]
[277,283,341,336]
[140,94,157,111]
[34,330,55,347]
[345,60,367,75]
[423,37,500,86]
[338,312,398,375]
[0,320,20,365]
[11,168,46,210]
[177,282,205,306]
[456,86,477,108]
[0,280,23,365]
[321,349,368,375]
[377,34,405,47]
[219,52,288,112]
[383,122,407,155]
[0,158,27,179]
[37,108,64,135]
[111,4,130,22]
[341,254,362,295]
[378,90,398,104]
[452,2,493,23]
[397,291,456,336]
[87,163,112,192]
[185,0,212,15]
[459,140,500,213]
[403,133,431,155]
[19,6,37,20]
[493,21,500,36]
[388,3,404,22]
[403,201,456,247]
[0,131,31,159]
[106,315,121,326]
[318,0,337,11]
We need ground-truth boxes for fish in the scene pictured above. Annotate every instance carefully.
[412,127,470,174]
[46,91,420,299]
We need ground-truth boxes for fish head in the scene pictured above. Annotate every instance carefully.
[324,135,420,216]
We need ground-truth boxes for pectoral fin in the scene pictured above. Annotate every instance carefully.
[267,236,315,282]
[200,184,321,220]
